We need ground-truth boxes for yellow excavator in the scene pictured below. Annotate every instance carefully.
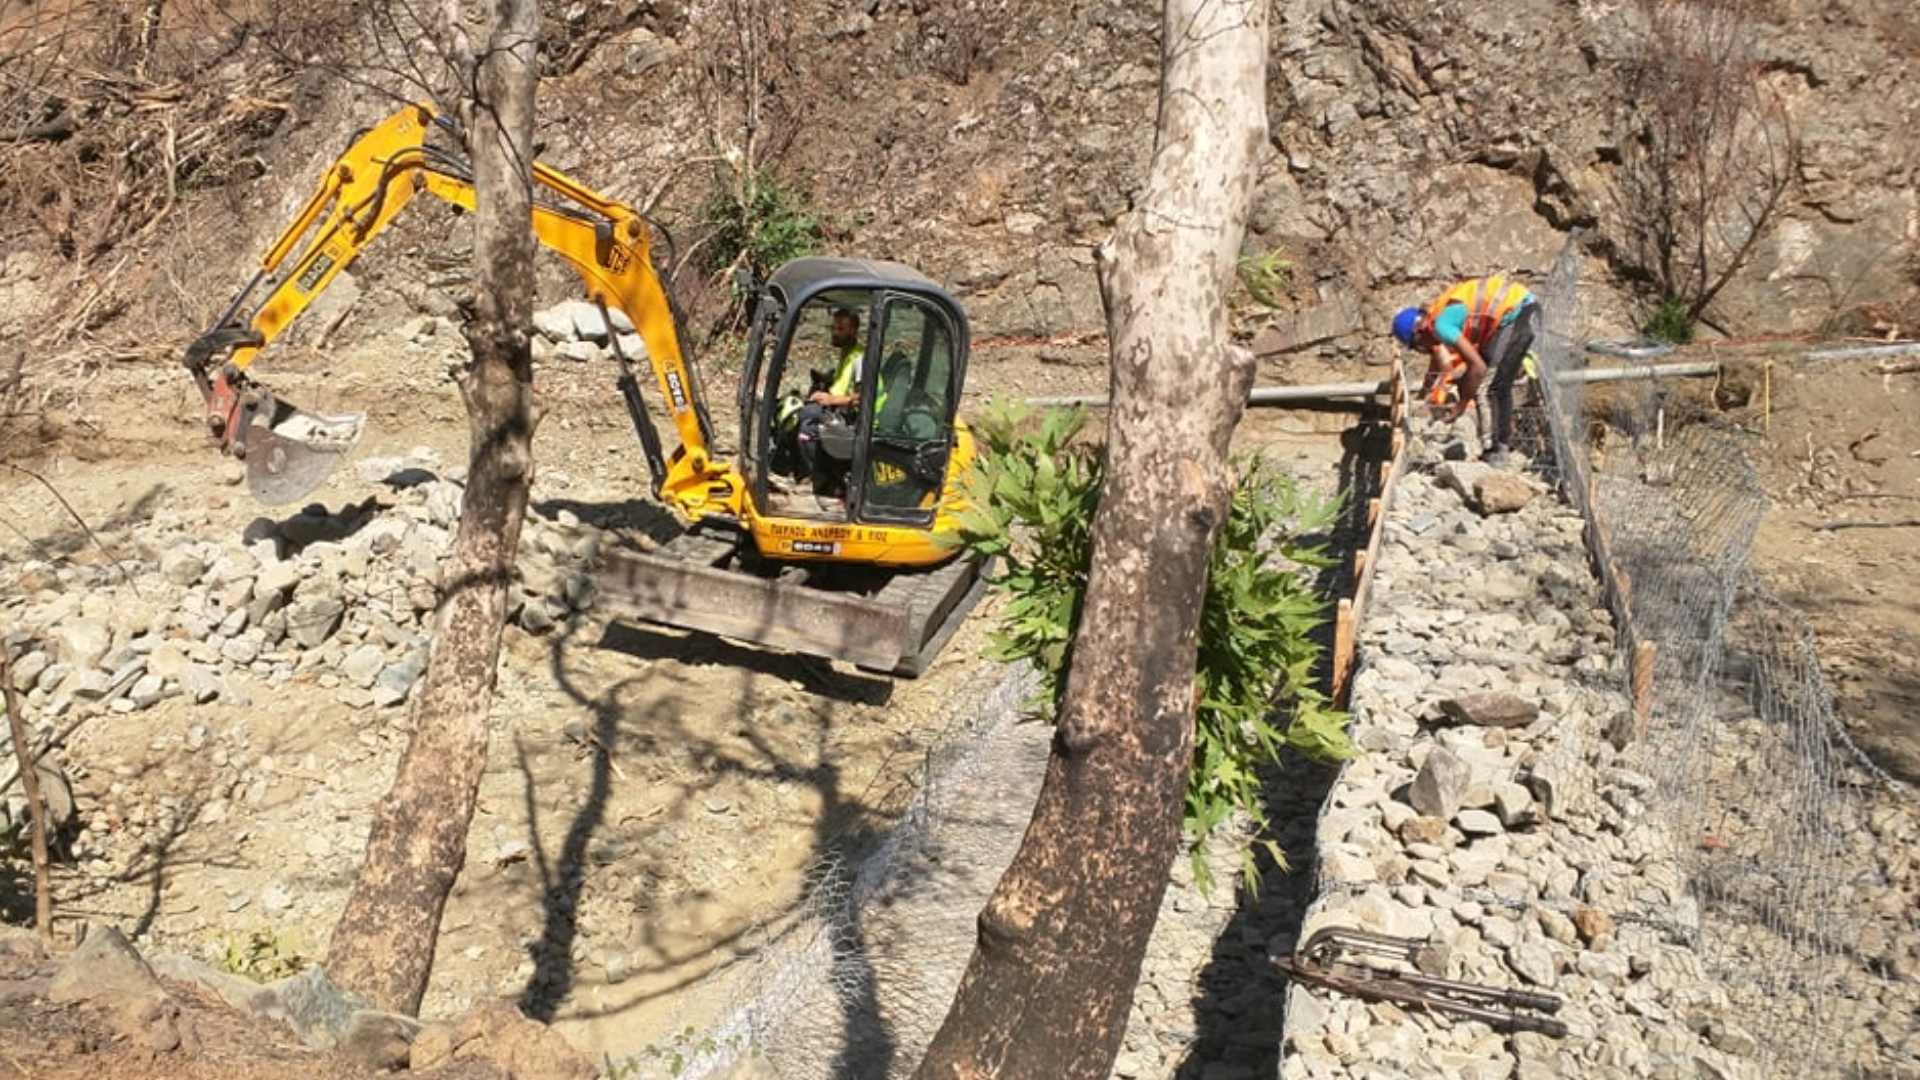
[183,103,985,676]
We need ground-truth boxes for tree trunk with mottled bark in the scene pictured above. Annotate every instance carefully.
[325,0,542,1016]
[912,1,1268,1077]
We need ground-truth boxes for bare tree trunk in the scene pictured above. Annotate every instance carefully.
[2,647,54,942]
[133,0,165,79]
[913,1,1267,1077]
[326,0,542,1016]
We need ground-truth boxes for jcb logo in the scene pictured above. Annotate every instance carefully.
[296,253,337,294]
[873,461,907,486]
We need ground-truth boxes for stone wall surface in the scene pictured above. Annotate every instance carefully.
[1256,430,1918,1080]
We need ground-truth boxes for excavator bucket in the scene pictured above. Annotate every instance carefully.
[241,402,367,505]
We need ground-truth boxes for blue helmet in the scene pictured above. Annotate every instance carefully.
[1392,306,1422,348]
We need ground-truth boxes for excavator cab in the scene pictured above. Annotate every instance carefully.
[737,258,970,535]
[602,260,984,676]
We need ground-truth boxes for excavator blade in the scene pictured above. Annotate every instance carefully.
[597,528,988,676]
[244,406,367,506]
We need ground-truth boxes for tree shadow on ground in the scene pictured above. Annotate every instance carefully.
[1175,405,1394,1077]
[508,600,921,1045]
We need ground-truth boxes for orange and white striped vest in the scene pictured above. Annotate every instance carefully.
[1424,276,1531,347]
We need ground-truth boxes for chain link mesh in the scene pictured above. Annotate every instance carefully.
[1532,238,1916,1077]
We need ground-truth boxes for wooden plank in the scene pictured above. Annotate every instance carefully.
[1629,639,1658,744]
[1332,597,1356,708]
[1327,355,1418,708]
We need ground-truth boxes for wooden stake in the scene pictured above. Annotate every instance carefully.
[1332,597,1356,708]
[1630,639,1657,744]
[1,646,54,942]
[1763,359,1771,434]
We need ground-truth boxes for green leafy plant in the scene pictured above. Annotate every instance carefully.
[1643,293,1696,344]
[953,399,1354,893]
[215,927,308,983]
[701,169,823,280]
[609,1026,742,1079]
[950,400,1101,697]
[1235,247,1295,310]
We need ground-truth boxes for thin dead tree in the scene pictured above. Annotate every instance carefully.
[2,646,55,942]
[912,0,1269,1076]
[324,0,544,1015]
[1613,0,1799,334]
[0,463,125,944]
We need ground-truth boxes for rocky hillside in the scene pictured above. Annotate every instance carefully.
[5,0,1917,409]
[524,0,1920,352]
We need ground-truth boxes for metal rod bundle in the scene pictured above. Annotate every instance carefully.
[1272,926,1569,1039]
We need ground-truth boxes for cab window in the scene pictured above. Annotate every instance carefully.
[861,298,957,517]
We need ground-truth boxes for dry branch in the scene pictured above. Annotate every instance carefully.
[1811,518,1920,533]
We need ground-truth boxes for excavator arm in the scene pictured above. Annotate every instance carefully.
[184,102,738,515]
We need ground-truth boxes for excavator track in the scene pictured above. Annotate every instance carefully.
[595,524,988,677]
[869,549,992,678]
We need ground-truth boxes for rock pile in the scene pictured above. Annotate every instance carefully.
[1266,441,1918,1080]
[1,287,651,742]
[0,411,625,861]
[1,455,604,729]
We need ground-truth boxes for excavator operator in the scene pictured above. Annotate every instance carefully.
[793,305,866,495]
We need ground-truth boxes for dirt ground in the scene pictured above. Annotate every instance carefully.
[2,0,1913,1074]
[1704,344,1920,785]
[4,328,1918,1080]
[0,323,1369,1078]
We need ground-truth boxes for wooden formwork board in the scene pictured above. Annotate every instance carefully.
[1331,365,1409,709]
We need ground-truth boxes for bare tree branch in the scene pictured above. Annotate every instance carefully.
[1611,0,1799,331]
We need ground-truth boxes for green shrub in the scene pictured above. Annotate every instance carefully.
[1643,294,1695,344]
[701,170,823,280]
[953,399,1353,892]
[1235,248,1295,311]
[215,927,307,983]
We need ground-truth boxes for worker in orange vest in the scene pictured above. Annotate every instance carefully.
[1393,275,1541,464]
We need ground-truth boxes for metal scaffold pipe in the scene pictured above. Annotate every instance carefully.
[1021,361,1721,409]
[1803,341,1920,364]
[1562,361,1720,384]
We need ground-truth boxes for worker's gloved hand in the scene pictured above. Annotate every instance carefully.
[1424,383,1465,423]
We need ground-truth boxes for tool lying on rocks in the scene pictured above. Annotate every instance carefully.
[1271,926,1568,1038]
